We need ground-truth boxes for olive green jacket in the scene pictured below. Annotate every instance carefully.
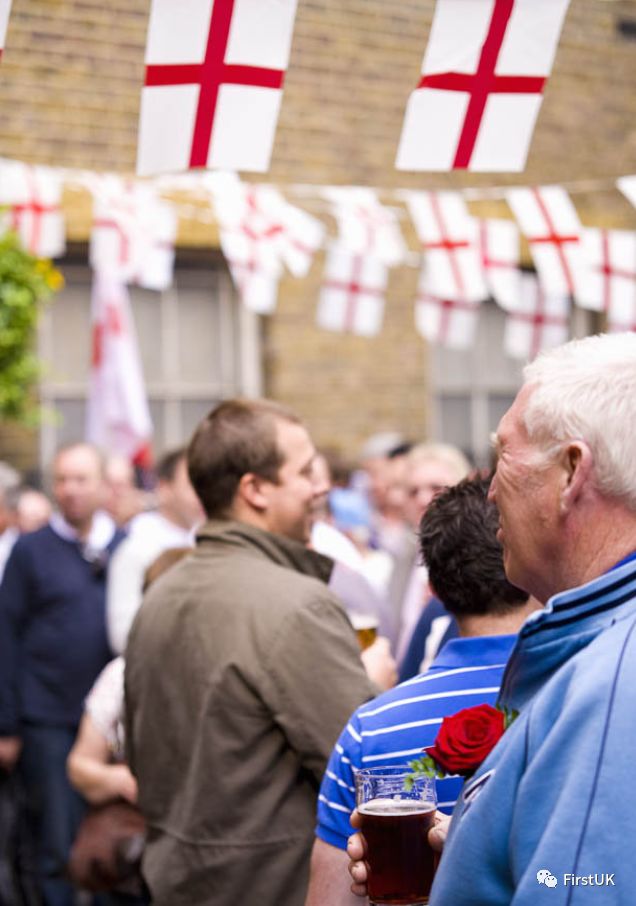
[125,519,375,906]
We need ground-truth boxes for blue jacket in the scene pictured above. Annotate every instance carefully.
[0,524,124,733]
[431,555,636,905]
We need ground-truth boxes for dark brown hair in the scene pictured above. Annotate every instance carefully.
[187,398,302,518]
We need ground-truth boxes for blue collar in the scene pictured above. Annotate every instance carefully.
[430,634,517,670]
[610,550,636,572]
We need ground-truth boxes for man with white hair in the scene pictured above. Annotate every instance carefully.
[348,332,636,903]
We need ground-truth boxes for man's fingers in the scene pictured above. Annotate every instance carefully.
[349,808,362,830]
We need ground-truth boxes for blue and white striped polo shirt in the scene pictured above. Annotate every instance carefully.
[315,634,516,850]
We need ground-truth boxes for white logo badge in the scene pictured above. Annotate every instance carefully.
[537,869,558,888]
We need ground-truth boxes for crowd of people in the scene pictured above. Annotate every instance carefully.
[0,330,634,905]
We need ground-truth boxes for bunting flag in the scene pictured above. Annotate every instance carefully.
[396,0,571,172]
[506,185,590,304]
[0,1,12,60]
[89,178,177,290]
[581,228,636,328]
[323,187,407,267]
[404,191,488,301]
[0,160,65,257]
[316,246,387,336]
[414,267,482,348]
[86,275,153,466]
[503,272,569,360]
[137,0,299,176]
[478,217,521,310]
[617,175,636,211]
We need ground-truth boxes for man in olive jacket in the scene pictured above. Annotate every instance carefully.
[124,399,376,906]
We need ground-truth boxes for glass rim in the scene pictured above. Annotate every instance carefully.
[354,764,432,777]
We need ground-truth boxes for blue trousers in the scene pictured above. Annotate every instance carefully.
[19,723,85,906]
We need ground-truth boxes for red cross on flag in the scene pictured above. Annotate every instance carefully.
[137,0,299,176]
[580,229,636,325]
[0,1,12,60]
[323,187,407,267]
[89,178,177,290]
[478,218,521,311]
[0,159,65,257]
[405,191,488,302]
[414,272,482,349]
[86,275,153,466]
[317,246,387,337]
[506,186,589,304]
[396,0,570,172]
[503,272,569,361]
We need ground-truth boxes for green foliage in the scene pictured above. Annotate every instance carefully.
[404,755,445,791]
[0,231,63,424]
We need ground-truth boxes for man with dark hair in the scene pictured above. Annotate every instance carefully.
[107,446,203,654]
[305,475,538,906]
[0,443,125,905]
[125,398,376,906]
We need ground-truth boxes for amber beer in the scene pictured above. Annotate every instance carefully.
[356,767,438,906]
[350,613,379,650]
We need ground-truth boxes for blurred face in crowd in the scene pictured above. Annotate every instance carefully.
[404,458,464,529]
[16,490,52,533]
[159,457,204,531]
[52,445,105,534]
[383,453,409,521]
[260,420,329,544]
[363,456,393,514]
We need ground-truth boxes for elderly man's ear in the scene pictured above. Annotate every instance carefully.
[559,441,594,514]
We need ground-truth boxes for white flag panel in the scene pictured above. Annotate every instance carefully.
[0,0,12,55]
[317,246,387,336]
[0,160,65,257]
[396,0,571,172]
[478,217,521,311]
[138,0,298,175]
[323,187,406,267]
[504,272,570,360]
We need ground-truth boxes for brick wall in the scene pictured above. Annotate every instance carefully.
[0,0,634,463]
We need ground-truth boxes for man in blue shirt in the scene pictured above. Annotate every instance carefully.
[306,474,537,906]
[348,332,636,905]
[0,443,124,906]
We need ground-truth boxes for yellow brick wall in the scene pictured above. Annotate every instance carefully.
[0,0,635,463]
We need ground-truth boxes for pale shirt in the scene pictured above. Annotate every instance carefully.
[84,655,125,756]
[0,527,19,583]
[107,510,194,655]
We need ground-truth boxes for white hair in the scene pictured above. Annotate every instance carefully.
[522,332,636,509]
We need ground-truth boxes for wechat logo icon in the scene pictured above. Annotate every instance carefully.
[537,869,558,888]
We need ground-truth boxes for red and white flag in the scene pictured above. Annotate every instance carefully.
[0,1,12,60]
[478,217,521,310]
[414,271,482,349]
[503,272,569,360]
[89,178,177,290]
[0,160,65,257]
[137,0,299,175]
[86,275,153,466]
[581,228,636,325]
[506,185,590,304]
[324,187,406,267]
[405,191,488,301]
[317,246,387,336]
[617,176,636,211]
[396,0,571,172]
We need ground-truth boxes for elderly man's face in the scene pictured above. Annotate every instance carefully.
[489,385,560,599]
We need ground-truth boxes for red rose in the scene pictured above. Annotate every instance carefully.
[425,704,505,777]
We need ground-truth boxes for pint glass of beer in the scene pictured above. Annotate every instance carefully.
[349,613,379,650]
[355,765,438,905]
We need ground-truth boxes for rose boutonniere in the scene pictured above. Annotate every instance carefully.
[405,704,518,788]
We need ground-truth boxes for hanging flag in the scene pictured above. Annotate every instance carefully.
[617,175,636,211]
[503,272,569,360]
[137,0,299,176]
[478,218,521,310]
[0,159,65,257]
[323,187,406,267]
[506,185,590,304]
[89,177,177,290]
[580,228,636,324]
[404,190,488,301]
[86,275,153,466]
[316,246,387,336]
[0,1,12,60]
[396,0,571,172]
[414,268,482,349]
[225,250,282,314]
